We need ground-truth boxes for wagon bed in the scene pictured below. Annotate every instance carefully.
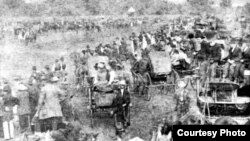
[148,51,171,75]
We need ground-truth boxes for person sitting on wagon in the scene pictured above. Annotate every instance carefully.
[170,48,191,70]
[93,62,115,92]
[223,39,242,82]
[240,42,250,86]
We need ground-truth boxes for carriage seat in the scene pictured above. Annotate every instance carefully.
[93,85,114,93]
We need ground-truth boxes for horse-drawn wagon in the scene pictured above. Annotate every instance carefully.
[198,82,250,124]
[131,51,178,101]
[85,56,131,131]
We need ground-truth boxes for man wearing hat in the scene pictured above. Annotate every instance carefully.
[16,83,31,133]
[42,65,53,82]
[52,59,61,72]
[35,76,65,132]
[1,84,19,140]
[27,80,40,122]
[131,53,152,96]
[240,42,250,86]
[197,35,211,87]
[86,45,93,57]
[112,80,130,136]
[223,38,243,82]
[206,31,223,81]
[29,66,40,86]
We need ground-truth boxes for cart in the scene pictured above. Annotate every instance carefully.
[132,51,177,101]
[197,82,250,124]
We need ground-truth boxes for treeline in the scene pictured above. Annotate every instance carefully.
[0,0,249,17]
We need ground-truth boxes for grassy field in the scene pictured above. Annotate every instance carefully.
[0,22,199,141]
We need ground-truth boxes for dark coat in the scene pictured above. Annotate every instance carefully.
[242,48,250,60]
[210,43,222,62]
[113,89,130,122]
[131,58,152,75]
[197,41,210,61]
[229,47,242,62]
[27,85,40,114]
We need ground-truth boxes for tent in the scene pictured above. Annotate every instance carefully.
[127,7,136,16]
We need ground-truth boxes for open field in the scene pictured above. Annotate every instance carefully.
[0,20,200,141]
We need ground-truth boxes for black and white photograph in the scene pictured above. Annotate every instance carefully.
[0,0,250,141]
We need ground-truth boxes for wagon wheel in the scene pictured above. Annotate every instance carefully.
[90,108,94,128]
[144,72,152,101]
[132,72,140,94]
[88,86,94,128]
[235,103,248,111]
[124,104,131,127]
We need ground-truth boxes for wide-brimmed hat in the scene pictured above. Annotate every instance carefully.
[17,83,28,91]
[51,76,59,82]
[97,62,105,69]
[118,80,126,85]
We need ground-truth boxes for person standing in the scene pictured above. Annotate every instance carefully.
[112,80,130,136]
[241,42,250,86]
[27,81,40,132]
[197,35,210,89]
[59,57,67,82]
[42,65,53,82]
[16,83,31,133]
[35,76,65,132]
[52,59,61,72]
[1,83,19,140]
[0,83,4,138]
[29,66,40,86]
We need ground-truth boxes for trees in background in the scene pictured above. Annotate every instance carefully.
[0,0,247,17]
[220,0,232,8]
[187,0,213,15]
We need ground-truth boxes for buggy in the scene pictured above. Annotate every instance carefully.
[131,51,178,101]
[197,82,250,124]
[85,56,131,129]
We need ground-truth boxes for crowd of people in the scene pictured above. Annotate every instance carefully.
[0,13,250,140]
[0,56,68,140]
[0,17,147,44]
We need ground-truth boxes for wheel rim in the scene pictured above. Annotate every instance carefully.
[144,73,152,101]
[235,104,248,110]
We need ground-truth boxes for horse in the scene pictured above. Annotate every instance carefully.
[24,29,37,44]
[245,119,250,125]
[214,116,238,125]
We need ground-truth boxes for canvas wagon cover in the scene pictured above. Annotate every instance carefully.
[149,51,171,75]
[87,56,110,77]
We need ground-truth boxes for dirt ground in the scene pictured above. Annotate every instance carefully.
[0,26,199,141]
